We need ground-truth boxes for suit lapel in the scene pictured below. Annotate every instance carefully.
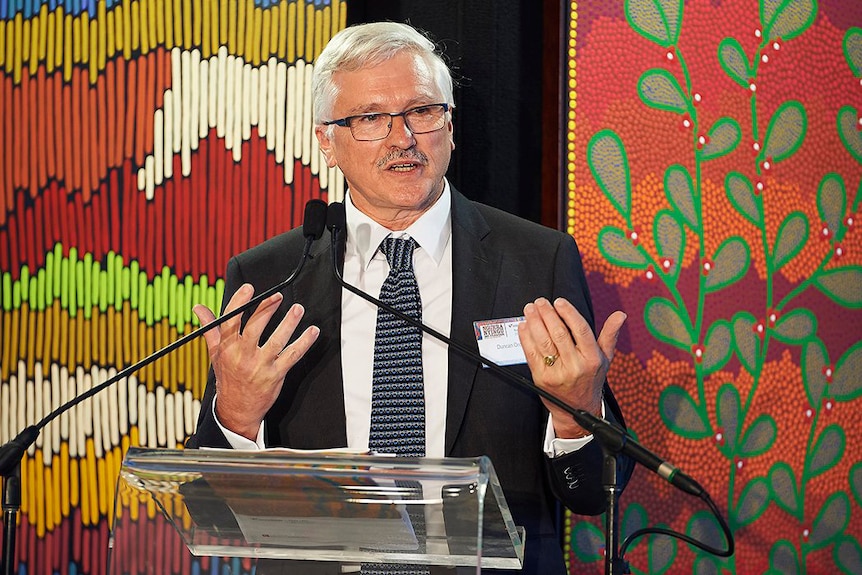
[445,189,501,454]
[278,236,349,448]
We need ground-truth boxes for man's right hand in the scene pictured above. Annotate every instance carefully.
[193,284,320,440]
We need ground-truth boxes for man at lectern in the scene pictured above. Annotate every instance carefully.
[187,21,633,575]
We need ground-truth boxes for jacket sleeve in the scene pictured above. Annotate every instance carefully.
[543,234,634,515]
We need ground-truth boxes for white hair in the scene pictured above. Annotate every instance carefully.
[312,22,454,125]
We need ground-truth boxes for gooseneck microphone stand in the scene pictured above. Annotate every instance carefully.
[0,200,329,575]
[325,202,734,575]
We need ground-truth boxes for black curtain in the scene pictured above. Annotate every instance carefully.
[346,1,549,223]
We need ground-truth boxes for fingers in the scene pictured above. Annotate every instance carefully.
[596,310,627,364]
[521,298,583,359]
[551,298,600,356]
[520,299,575,371]
[520,297,626,370]
[276,324,321,371]
[265,304,321,364]
[194,284,318,362]
[193,304,220,353]
[228,285,285,345]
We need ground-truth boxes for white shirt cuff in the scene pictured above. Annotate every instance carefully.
[543,401,607,458]
[212,394,266,450]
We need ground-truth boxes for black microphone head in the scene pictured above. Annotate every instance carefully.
[303,199,328,240]
[326,202,347,234]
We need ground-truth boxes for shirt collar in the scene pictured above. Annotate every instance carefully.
[345,180,452,269]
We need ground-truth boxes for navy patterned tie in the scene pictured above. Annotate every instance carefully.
[363,237,428,575]
[368,236,425,458]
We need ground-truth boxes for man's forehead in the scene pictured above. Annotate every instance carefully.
[330,55,444,113]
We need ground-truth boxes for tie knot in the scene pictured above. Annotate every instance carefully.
[380,237,417,271]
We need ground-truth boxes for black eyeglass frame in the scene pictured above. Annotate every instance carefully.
[322,103,452,141]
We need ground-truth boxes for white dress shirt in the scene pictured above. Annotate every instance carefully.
[216,181,597,456]
[340,186,453,457]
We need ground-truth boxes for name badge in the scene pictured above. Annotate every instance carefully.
[473,316,527,367]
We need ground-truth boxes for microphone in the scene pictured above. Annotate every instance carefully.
[324,202,704,497]
[0,198,328,476]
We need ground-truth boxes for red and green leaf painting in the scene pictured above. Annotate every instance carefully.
[567,0,862,572]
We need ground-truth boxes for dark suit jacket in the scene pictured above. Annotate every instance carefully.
[187,188,633,574]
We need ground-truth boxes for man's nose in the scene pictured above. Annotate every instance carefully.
[385,114,416,148]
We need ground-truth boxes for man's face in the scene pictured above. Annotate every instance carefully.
[315,51,455,230]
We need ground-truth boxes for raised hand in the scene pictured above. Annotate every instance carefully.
[519,297,626,439]
[193,284,320,440]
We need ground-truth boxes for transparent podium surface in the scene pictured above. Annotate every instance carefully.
[110,448,524,573]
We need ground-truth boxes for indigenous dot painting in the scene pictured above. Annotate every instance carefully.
[565,0,862,573]
[0,1,345,573]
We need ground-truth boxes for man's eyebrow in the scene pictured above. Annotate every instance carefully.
[343,98,441,116]
[344,104,385,115]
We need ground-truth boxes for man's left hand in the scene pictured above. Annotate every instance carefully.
[519,297,626,439]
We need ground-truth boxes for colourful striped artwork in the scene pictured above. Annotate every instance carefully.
[0,1,345,573]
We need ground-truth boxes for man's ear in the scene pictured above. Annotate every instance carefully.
[447,119,455,151]
[315,126,338,168]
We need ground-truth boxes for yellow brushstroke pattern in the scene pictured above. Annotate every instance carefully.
[0,0,343,86]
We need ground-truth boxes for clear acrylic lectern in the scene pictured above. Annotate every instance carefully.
[109,447,524,573]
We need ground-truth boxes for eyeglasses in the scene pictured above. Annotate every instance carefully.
[323,103,451,141]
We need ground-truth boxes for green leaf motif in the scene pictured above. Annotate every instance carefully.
[773,211,808,270]
[725,172,762,227]
[646,297,691,350]
[769,540,801,575]
[654,210,685,279]
[588,130,632,218]
[625,0,683,47]
[623,503,647,542]
[693,555,720,575]
[845,28,862,76]
[837,106,862,164]
[665,164,699,230]
[817,174,847,239]
[702,117,741,160]
[761,0,817,41]
[739,415,777,457]
[808,425,845,479]
[801,339,829,408]
[638,69,688,114]
[768,462,800,517]
[732,312,760,374]
[571,520,605,562]
[705,237,750,293]
[649,529,677,574]
[703,320,732,374]
[831,341,862,401]
[736,477,770,527]
[718,37,751,88]
[716,384,742,455]
[659,385,711,438]
[772,308,817,344]
[814,266,862,309]
[835,536,862,575]
[599,226,649,269]
[761,101,807,164]
[851,462,862,508]
[809,492,850,550]
[687,510,723,550]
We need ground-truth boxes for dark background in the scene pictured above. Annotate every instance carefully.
[347,1,562,228]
